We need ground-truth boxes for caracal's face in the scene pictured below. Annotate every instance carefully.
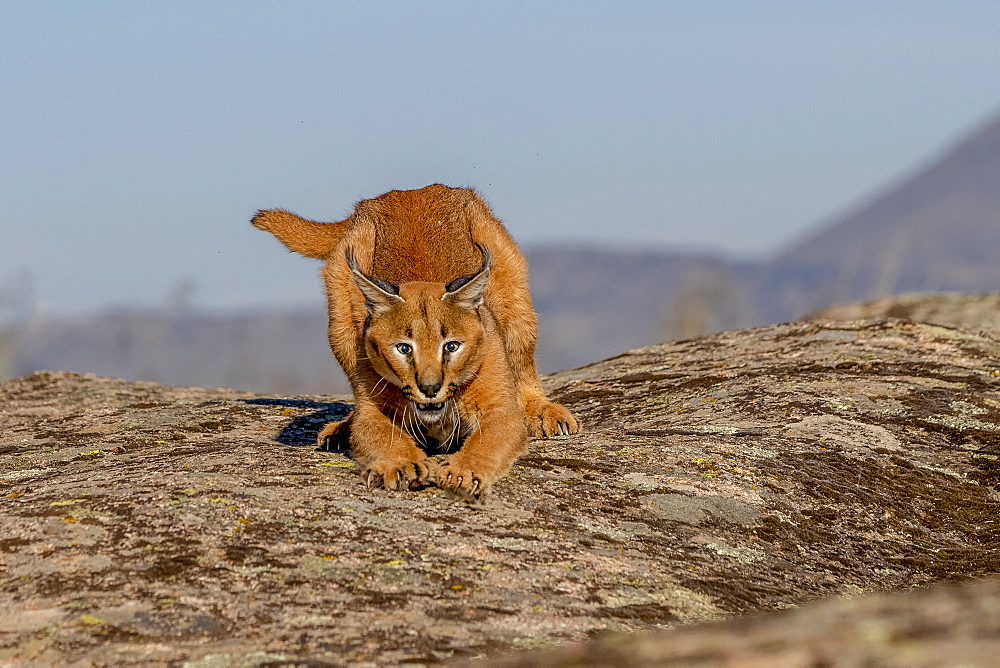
[364,282,486,423]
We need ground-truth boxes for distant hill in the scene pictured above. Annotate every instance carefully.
[527,249,754,371]
[0,251,749,394]
[3,112,999,393]
[751,113,1000,324]
[1,310,342,395]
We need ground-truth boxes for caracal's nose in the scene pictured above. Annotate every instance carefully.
[417,381,442,399]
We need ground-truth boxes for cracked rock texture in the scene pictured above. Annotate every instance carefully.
[1,319,999,665]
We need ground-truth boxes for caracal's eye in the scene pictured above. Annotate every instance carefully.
[443,341,461,353]
[396,342,413,355]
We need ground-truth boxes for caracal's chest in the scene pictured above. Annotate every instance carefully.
[405,400,478,454]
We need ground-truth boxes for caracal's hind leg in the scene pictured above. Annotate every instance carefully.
[318,411,353,452]
[485,238,580,437]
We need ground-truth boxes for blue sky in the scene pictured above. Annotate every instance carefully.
[3,1,999,316]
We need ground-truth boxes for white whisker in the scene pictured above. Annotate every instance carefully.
[409,406,424,445]
[406,403,428,448]
[401,403,411,440]
[443,404,454,452]
[459,370,480,385]
[369,377,389,398]
[440,403,453,453]
[389,403,399,451]
[445,401,462,452]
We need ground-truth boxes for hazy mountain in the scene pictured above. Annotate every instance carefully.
[528,248,754,371]
[1,310,343,395]
[0,251,749,394]
[752,113,1000,323]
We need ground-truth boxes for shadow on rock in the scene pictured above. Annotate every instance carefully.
[242,398,352,451]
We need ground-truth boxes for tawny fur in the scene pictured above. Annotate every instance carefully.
[252,184,580,500]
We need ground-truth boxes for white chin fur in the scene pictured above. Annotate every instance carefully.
[415,409,445,424]
[412,401,448,424]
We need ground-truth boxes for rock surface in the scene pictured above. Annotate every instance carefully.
[479,578,1000,667]
[810,291,1000,332]
[2,319,999,665]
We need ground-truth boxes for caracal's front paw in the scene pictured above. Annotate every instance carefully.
[317,415,353,452]
[362,456,438,492]
[525,398,580,437]
[437,458,497,503]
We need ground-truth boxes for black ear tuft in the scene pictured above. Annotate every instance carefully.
[443,244,491,309]
[445,244,492,293]
[445,273,475,294]
[346,248,400,296]
[346,248,403,313]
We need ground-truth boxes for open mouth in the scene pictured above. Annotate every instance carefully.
[415,402,445,412]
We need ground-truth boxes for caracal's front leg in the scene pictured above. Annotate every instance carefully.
[482,246,580,437]
[505,324,579,436]
[438,405,527,502]
[491,307,580,436]
[521,391,579,437]
[350,402,437,491]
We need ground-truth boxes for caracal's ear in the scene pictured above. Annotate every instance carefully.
[345,248,404,315]
[443,244,492,310]
[251,209,344,259]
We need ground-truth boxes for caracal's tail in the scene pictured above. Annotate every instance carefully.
[251,209,347,259]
